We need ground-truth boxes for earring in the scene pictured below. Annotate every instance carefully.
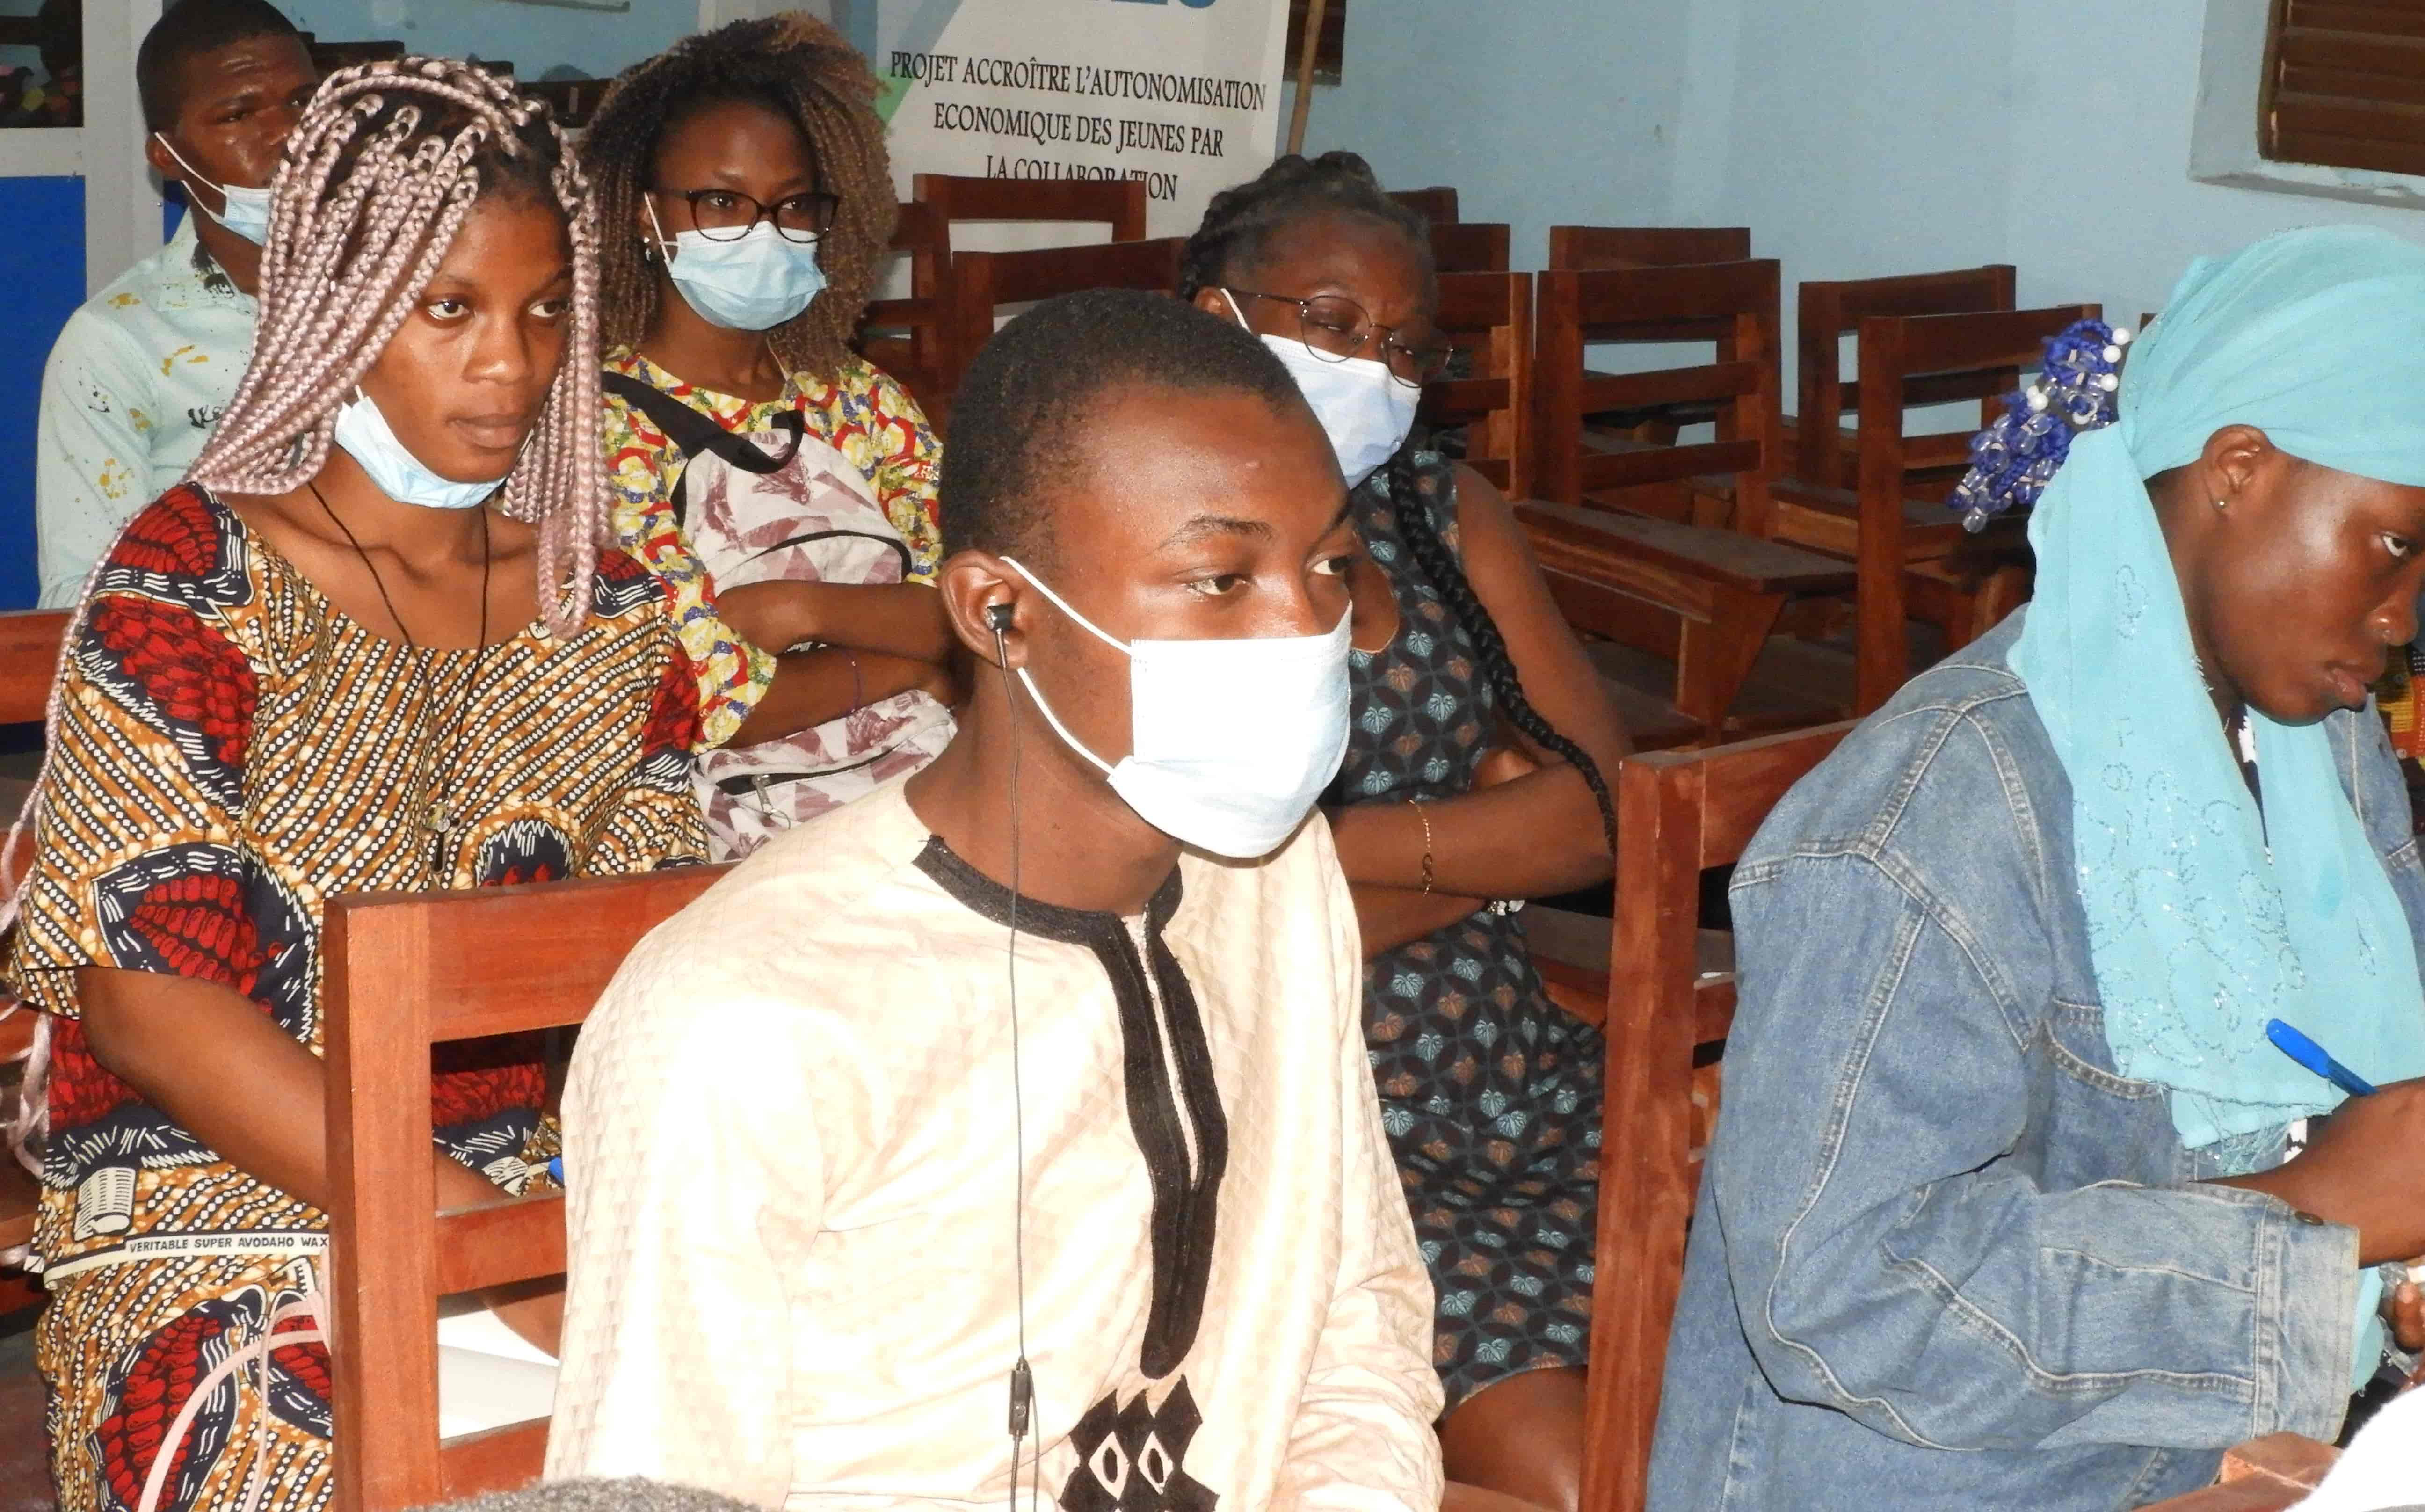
[2212,498,2229,510]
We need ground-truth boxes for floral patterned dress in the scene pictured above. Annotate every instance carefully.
[6,485,707,1512]
[598,348,943,749]
[1324,453,1605,1411]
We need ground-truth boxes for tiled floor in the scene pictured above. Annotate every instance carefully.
[0,1312,52,1512]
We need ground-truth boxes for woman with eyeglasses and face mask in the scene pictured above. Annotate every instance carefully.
[1182,152,1633,1512]
[580,14,955,854]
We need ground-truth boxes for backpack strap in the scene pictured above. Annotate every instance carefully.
[602,369,808,528]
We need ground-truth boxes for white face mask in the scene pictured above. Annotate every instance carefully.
[155,133,273,246]
[647,198,828,331]
[1002,556,1352,859]
[1225,290,1419,489]
[332,390,508,511]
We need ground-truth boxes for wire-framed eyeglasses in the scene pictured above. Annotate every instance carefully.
[653,186,839,243]
[1226,289,1454,388]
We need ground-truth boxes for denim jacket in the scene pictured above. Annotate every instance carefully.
[1648,613,2412,1511]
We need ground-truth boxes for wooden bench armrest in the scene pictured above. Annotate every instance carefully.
[1514,499,1855,596]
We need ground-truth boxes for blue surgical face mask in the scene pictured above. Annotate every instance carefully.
[647,197,828,331]
[155,133,274,247]
[332,390,508,511]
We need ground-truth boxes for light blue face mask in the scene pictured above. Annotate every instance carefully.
[647,197,828,331]
[155,133,273,247]
[331,390,507,510]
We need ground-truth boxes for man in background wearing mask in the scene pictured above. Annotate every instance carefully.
[549,290,1446,1511]
[33,0,313,605]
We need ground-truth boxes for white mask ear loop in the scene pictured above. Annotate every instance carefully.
[1220,288,1249,329]
[998,557,1128,777]
[998,557,1133,656]
[153,133,223,198]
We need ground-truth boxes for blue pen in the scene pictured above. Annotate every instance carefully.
[2264,1018,2380,1098]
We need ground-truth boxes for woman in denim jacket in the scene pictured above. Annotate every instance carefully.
[1653,227,2425,1511]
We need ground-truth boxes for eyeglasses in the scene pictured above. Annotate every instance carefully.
[1226,289,1454,388]
[652,186,839,243]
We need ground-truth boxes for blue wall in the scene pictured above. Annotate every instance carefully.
[1300,0,2425,393]
[277,0,695,79]
[0,175,86,610]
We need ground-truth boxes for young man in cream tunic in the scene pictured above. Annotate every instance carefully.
[549,290,1447,1510]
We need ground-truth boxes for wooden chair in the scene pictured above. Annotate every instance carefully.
[1831,304,2097,710]
[2138,1435,2338,1511]
[1525,723,1855,1512]
[1546,225,1751,270]
[855,201,958,425]
[1429,222,1510,275]
[913,173,1148,243]
[1793,265,2017,490]
[1526,262,1855,741]
[1386,186,1459,224]
[1532,259,1785,525]
[945,238,1186,376]
[1544,228,1757,438]
[1425,271,1532,497]
[325,865,728,1512]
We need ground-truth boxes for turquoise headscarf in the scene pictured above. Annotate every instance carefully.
[2012,225,2425,1151]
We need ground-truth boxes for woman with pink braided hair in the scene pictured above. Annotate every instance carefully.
[1,58,705,1512]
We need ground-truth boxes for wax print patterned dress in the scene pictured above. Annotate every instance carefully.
[5,485,708,1512]
[1325,452,1605,1410]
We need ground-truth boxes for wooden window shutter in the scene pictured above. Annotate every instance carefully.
[2261,0,2425,176]
[1285,0,1347,85]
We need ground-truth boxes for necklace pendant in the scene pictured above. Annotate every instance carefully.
[425,803,449,834]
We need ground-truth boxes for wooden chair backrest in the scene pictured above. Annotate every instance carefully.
[1850,303,2098,712]
[1794,264,2018,487]
[1428,221,1510,275]
[945,238,1186,373]
[1532,261,1784,523]
[324,865,730,1512]
[856,201,958,416]
[1424,271,1532,498]
[1546,225,1753,270]
[1386,185,1460,224]
[0,609,68,726]
[1580,721,1855,1512]
[913,173,1149,241]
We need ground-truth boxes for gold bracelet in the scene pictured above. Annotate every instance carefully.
[1408,797,1435,894]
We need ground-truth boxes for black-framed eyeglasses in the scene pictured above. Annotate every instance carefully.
[1227,288,1453,388]
[652,186,839,243]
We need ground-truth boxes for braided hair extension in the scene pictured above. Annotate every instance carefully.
[579,13,895,380]
[189,56,606,637]
[4,60,602,1197]
[1179,152,1617,858]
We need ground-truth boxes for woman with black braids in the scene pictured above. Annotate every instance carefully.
[1182,152,1629,1511]
[580,14,954,853]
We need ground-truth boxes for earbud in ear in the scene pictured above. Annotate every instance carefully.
[987,603,1015,634]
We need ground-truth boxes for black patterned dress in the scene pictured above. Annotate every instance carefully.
[1327,452,1605,1411]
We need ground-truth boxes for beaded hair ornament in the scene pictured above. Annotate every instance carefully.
[1948,319,2133,531]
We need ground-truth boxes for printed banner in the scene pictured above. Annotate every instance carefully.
[844,0,1290,241]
